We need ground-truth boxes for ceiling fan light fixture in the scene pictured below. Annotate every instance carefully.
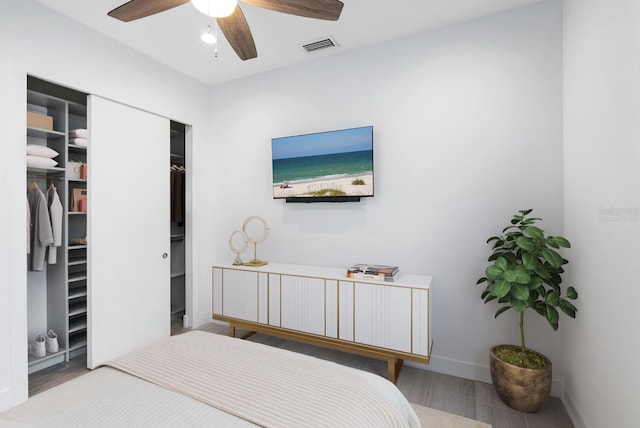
[191,0,237,18]
[201,24,217,44]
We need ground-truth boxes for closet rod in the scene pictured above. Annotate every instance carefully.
[26,174,64,181]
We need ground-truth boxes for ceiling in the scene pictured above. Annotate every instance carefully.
[35,0,543,86]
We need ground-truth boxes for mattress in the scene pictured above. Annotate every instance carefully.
[1,331,421,428]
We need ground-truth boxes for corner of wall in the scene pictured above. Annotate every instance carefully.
[561,391,586,428]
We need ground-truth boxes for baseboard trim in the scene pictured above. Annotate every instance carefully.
[194,310,213,328]
[561,391,586,428]
[0,388,10,412]
[408,354,564,398]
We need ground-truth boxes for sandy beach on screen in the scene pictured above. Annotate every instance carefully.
[274,173,373,198]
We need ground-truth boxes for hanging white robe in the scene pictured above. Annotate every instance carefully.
[47,187,63,264]
[27,197,31,254]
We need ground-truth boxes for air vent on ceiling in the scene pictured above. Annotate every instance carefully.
[301,36,340,53]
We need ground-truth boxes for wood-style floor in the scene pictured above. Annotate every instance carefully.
[28,321,574,428]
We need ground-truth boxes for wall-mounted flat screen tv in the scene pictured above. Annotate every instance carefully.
[272,126,374,202]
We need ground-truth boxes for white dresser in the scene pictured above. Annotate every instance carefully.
[212,262,432,382]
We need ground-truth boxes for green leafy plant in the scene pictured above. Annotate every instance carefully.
[477,209,578,367]
[351,178,365,185]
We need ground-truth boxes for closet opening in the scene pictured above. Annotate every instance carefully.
[26,76,88,395]
[26,76,193,394]
[170,120,187,332]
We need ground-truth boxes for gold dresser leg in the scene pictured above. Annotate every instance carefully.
[387,357,405,383]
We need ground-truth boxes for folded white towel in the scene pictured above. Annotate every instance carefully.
[69,137,88,147]
[69,129,88,139]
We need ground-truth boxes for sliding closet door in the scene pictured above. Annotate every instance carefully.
[87,96,170,368]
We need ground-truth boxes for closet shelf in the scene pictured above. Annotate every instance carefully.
[27,166,65,175]
[27,127,65,139]
[68,257,87,266]
[68,100,87,117]
[68,322,87,334]
[27,347,67,365]
[68,289,87,300]
[68,178,87,183]
[171,305,185,316]
[68,274,87,283]
[69,144,87,152]
[68,244,87,250]
[171,234,185,241]
[171,272,185,278]
[68,306,87,317]
[69,339,87,351]
[69,211,87,215]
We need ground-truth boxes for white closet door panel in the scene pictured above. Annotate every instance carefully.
[87,96,170,369]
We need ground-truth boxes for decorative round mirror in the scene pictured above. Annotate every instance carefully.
[242,216,270,266]
[229,230,248,266]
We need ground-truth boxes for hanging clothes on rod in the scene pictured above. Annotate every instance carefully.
[27,182,54,271]
[170,164,185,225]
[27,197,30,255]
[47,183,63,264]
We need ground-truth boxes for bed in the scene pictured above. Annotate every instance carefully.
[0,330,421,427]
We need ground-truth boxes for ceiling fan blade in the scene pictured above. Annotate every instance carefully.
[108,0,190,22]
[241,0,344,21]
[217,6,258,61]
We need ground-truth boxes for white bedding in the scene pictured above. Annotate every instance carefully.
[1,331,420,428]
[0,367,254,428]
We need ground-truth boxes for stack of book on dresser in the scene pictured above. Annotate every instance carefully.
[346,264,399,282]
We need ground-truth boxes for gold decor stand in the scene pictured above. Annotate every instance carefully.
[231,216,270,267]
[242,260,268,267]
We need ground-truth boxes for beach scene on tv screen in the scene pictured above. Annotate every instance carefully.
[272,127,373,199]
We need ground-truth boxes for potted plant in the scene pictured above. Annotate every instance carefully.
[476,209,578,413]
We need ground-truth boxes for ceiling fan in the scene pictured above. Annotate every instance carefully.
[107,0,344,61]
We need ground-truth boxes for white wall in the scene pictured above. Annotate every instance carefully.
[0,0,210,410]
[0,58,29,412]
[563,0,640,426]
[1,0,584,420]
[207,0,565,392]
